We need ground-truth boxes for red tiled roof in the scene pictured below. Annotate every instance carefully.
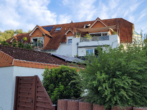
[43,18,133,50]
[0,45,71,66]
[6,18,133,50]
[43,20,94,50]
[37,25,51,37]
[7,33,30,43]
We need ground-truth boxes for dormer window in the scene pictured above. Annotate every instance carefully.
[84,24,91,28]
[55,27,61,31]
[32,37,44,48]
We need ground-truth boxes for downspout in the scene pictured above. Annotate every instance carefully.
[77,42,79,57]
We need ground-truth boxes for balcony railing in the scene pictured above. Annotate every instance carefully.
[80,36,109,42]
[31,42,44,50]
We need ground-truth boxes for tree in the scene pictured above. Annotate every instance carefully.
[79,45,147,108]
[15,29,23,34]
[143,34,147,45]
[42,66,81,104]
[0,29,27,43]
[28,30,32,33]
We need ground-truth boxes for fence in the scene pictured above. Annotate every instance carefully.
[57,99,133,110]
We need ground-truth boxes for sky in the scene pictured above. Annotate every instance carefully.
[0,0,147,34]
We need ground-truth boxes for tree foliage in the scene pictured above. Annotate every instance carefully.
[0,29,29,43]
[42,66,81,104]
[79,44,147,108]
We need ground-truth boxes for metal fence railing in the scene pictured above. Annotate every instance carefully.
[80,36,109,42]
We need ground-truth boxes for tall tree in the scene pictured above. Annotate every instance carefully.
[0,29,27,43]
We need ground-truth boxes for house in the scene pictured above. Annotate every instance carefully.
[0,45,81,110]
[7,17,140,57]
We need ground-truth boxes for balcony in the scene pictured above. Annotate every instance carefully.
[31,42,44,51]
[80,36,109,42]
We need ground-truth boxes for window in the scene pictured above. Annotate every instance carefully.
[86,49,93,55]
[91,33,101,37]
[32,37,44,48]
[94,48,102,56]
[68,39,72,44]
[90,32,108,37]
[102,33,107,36]
[55,27,61,31]
[84,24,91,28]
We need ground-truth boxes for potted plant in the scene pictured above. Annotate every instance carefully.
[23,37,28,43]
[84,34,92,41]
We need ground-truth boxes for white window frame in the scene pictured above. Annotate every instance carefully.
[55,27,62,31]
[66,36,73,44]
[67,39,72,44]
[31,37,44,48]
[86,49,94,55]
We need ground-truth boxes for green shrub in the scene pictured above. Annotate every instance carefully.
[24,43,32,50]
[80,44,147,108]
[12,39,17,47]
[18,42,24,48]
[0,41,10,45]
[42,66,81,104]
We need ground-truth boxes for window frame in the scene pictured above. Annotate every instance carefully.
[86,49,94,55]
[55,27,61,31]
[90,32,109,37]
[67,39,72,44]
[31,37,44,48]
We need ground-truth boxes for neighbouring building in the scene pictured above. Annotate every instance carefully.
[0,45,82,110]
[7,17,141,57]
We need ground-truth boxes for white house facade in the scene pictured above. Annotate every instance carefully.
[45,34,120,57]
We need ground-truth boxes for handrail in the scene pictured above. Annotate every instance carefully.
[80,36,109,42]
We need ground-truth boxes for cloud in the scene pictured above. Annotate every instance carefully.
[61,0,147,33]
[62,0,97,21]
[0,0,57,31]
[137,8,147,22]
[58,14,71,24]
[0,0,147,34]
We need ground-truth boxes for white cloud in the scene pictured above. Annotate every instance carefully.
[108,0,120,9]
[0,0,57,31]
[58,14,71,24]
[128,15,135,22]
[62,0,97,21]
[137,8,147,22]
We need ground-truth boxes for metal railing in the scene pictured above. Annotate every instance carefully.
[80,36,109,42]
[30,42,44,50]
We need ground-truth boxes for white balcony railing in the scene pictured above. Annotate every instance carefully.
[80,36,109,42]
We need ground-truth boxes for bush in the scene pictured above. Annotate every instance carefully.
[18,42,24,48]
[79,44,147,108]
[24,43,32,50]
[0,41,10,45]
[12,39,17,47]
[42,66,81,104]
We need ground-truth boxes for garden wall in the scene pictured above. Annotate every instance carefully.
[57,99,133,110]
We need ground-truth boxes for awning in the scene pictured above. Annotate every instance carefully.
[76,25,116,32]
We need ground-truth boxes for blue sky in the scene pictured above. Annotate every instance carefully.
[0,0,147,33]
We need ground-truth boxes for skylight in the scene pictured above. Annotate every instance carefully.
[55,27,61,31]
